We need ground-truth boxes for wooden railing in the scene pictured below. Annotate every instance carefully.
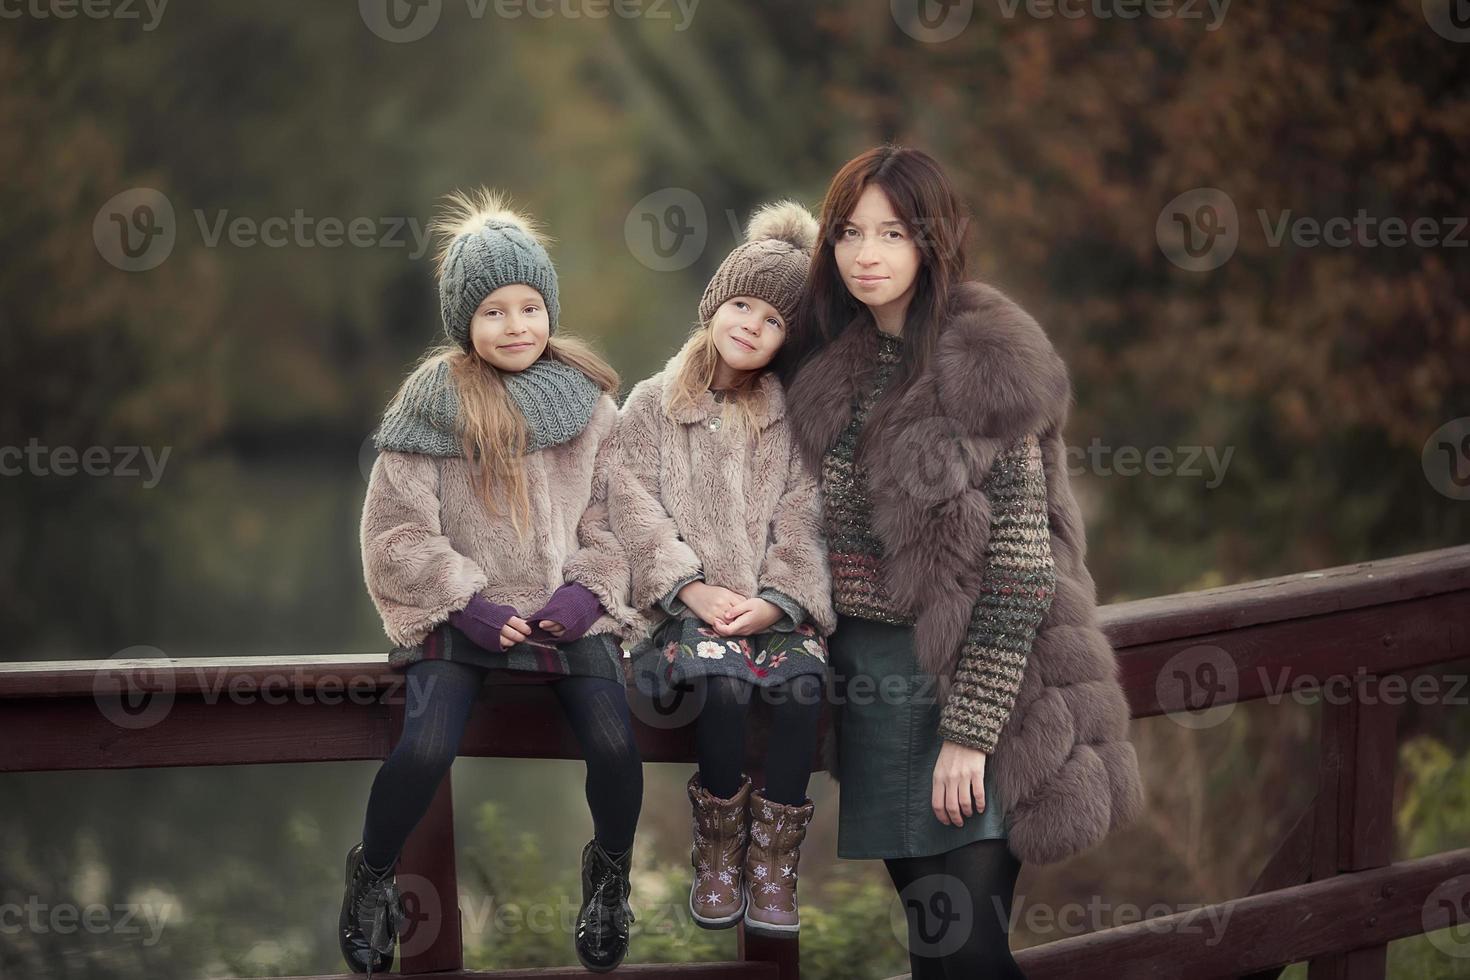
[2,545,1468,979]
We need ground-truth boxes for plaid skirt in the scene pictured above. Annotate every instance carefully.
[630,615,829,697]
[387,620,625,684]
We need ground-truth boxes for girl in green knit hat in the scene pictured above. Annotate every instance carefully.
[343,188,642,976]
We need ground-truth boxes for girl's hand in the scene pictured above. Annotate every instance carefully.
[713,597,782,637]
[526,583,604,644]
[678,581,748,628]
[502,616,532,648]
[932,740,988,827]
[448,594,528,653]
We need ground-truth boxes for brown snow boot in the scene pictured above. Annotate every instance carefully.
[742,788,815,937]
[687,772,752,929]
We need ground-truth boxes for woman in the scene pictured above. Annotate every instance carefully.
[781,146,1145,978]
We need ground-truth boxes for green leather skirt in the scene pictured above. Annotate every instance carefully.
[828,613,1009,860]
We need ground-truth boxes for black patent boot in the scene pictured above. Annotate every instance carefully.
[338,841,408,976]
[575,838,634,973]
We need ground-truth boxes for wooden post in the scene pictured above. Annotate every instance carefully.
[1307,672,1400,980]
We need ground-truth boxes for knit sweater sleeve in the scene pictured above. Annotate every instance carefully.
[608,384,705,612]
[360,450,489,649]
[938,433,1057,754]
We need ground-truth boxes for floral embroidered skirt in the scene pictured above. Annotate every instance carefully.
[629,615,829,697]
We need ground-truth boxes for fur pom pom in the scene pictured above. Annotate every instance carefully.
[430,187,551,275]
[744,199,819,252]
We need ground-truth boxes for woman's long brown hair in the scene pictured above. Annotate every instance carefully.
[776,145,971,469]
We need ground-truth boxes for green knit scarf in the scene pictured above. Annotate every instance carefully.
[372,356,601,458]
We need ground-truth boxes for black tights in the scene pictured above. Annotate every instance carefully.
[884,839,1025,979]
[361,658,643,871]
[694,674,822,805]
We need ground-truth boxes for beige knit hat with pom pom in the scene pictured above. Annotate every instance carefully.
[697,200,819,327]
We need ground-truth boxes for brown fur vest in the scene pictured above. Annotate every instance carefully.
[787,280,1145,865]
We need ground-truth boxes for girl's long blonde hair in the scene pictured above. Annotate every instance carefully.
[384,188,620,540]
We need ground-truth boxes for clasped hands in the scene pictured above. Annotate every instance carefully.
[448,583,604,654]
[676,580,781,636]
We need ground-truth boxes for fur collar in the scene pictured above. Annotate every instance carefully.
[657,354,788,429]
[788,281,1071,466]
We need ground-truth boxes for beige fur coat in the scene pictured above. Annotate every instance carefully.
[360,393,638,649]
[609,361,837,637]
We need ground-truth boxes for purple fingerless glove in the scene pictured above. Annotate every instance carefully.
[526,582,605,645]
[447,594,520,653]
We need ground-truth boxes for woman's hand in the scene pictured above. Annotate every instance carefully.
[932,740,988,827]
[678,581,748,628]
[713,597,783,637]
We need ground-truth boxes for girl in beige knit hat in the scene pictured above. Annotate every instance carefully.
[610,201,836,939]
